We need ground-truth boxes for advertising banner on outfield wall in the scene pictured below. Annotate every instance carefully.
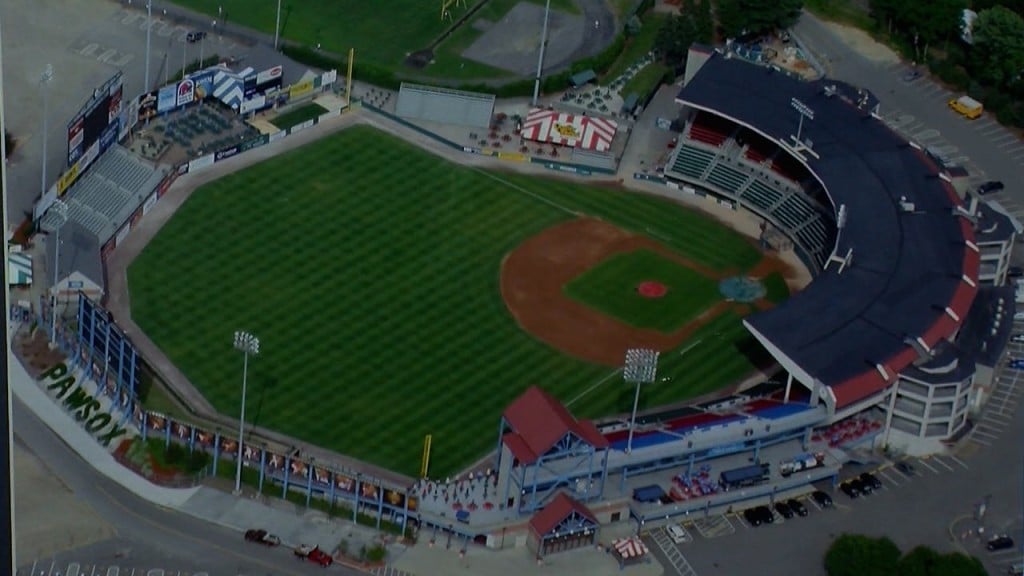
[215,145,239,162]
[142,191,158,215]
[289,119,314,134]
[289,79,314,99]
[268,130,285,143]
[188,153,215,172]
[321,69,338,86]
[239,135,266,153]
[115,224,130,248]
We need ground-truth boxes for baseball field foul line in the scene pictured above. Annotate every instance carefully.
[472,167,581,217]
[566,368,624,408]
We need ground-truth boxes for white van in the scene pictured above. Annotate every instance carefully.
[667,524,688,543]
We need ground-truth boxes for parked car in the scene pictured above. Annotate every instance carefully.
[743,507,764,527]
[859,472,882,491]
[786,498,809,517]
[774,501,794,519]
[1012,334,1024,344]
[840,481,860,499]
[987,535,1015,551]
[1016,311,1024,321]
[244,529,281,547]
[667,524,688,544]
[755,505,775,524]
[895,461,916,476]
[1009,358,1024,370]
[294,544,334,567]
[1008,266,1024,278]
[851,478,871,495]
[812,490,833,508]
[978,180,1005,195]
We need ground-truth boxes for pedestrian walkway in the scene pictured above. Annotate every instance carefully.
[11,343,668,576]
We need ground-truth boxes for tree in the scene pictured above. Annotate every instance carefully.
[897,545,987,576]
[695,0,714,44]
[972,5,1024,88]
[655,4,700,65]
[824,534,901,576]
[716,0,804,39]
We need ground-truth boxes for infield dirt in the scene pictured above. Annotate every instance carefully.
[501,217,794,366]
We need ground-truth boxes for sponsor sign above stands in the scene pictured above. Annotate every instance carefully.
[245,65,284,97]
[256,65,282,86]
[138,91,157,122]
[321,69,338,86]
[157,85,176,113]
[191,70,215,101]
[239,93,267,115]
[176,78,195,107]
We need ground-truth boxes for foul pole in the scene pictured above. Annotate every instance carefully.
[346,48,355,108]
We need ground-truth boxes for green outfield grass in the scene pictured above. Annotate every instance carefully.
[128,125,771,477]
[564,249,720,333]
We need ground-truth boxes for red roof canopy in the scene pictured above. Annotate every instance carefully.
[502,386,608,464]
[529,492,597,536]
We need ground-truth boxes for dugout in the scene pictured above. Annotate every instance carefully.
[396,83,495,128]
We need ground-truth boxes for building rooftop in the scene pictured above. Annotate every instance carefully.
[676,53,979,409]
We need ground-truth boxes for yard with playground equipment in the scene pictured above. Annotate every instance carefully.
[127,124,792,478]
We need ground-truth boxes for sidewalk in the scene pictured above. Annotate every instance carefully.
[11,342,665,576]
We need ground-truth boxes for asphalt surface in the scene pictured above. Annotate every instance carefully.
[792,12,1023,188]
[12,395,365,576]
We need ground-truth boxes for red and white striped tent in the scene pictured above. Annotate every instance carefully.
[519,108,618,152]
[611,536,649,561]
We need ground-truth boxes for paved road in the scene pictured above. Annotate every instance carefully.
[12,395,365,576]
[792,12,1023,193]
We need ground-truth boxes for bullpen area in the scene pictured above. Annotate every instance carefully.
[127,124,792,478]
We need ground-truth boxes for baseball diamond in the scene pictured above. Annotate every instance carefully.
[127,124,793,477]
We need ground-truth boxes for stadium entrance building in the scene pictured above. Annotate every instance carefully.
[527,493,599,558]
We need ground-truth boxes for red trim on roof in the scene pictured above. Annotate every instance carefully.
[503,386,609,464]
[529,493,598,537]
[942,180,961,205]
[502,432,537,464]
[831,370,886,408]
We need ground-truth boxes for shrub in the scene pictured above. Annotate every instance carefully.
[165,442,185,465]
[365,544,387,563]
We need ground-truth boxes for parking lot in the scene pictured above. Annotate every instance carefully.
[19,563,209,576]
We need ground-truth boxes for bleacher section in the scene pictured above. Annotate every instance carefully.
[665,120,835,272]
[40,145,167,246]
[811,417,882,448]
[687,112,733,147]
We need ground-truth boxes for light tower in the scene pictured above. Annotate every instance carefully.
[441,0,466,22]
[624,348,659,453]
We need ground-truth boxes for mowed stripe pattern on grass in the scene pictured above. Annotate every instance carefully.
[129,125,769,477]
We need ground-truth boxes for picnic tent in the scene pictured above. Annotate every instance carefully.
[519,108,617,152]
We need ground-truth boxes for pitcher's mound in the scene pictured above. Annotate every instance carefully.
[637,281,668,298]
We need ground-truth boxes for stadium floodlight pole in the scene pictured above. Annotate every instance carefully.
[233,330,260,495]
[145,0,152,90]
[274,0,282,50]
[48,199,69,347]
[531,0,552,106]
[39,64,53,200]
[623,348,659,454]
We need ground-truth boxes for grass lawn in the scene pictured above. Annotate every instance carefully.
[763,272,790,304]
[564,249,720,333]
[604,13,668,82]
[129,125,770,477]
[803,0,875,30]
[271,103,329,130]
[620,62,669,101]
[170,0,573,77]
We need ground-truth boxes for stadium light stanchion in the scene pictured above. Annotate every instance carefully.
[623,348,659,454]
[233,330,260,495]
[274,0,282,50]
[531,0,552,106]
[39,64,53,200]
[48,199,69,348]
[144,0,152,91]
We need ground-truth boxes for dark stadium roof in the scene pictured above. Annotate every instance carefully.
[676,53,979,409]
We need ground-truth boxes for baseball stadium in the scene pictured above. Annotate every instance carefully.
[22,3,1017,561]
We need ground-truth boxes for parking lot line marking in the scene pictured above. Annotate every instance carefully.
[917,459,940,474]
[969,435,992,446]
[932,457,955,472]
[974,429,1000,439]
[948,455,969,470]
[983,416,1009,427]
[877,468,901,486]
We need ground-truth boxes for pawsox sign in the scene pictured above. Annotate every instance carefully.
[40,363,129,446]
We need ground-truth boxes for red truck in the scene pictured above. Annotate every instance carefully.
[294,544,334,567]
